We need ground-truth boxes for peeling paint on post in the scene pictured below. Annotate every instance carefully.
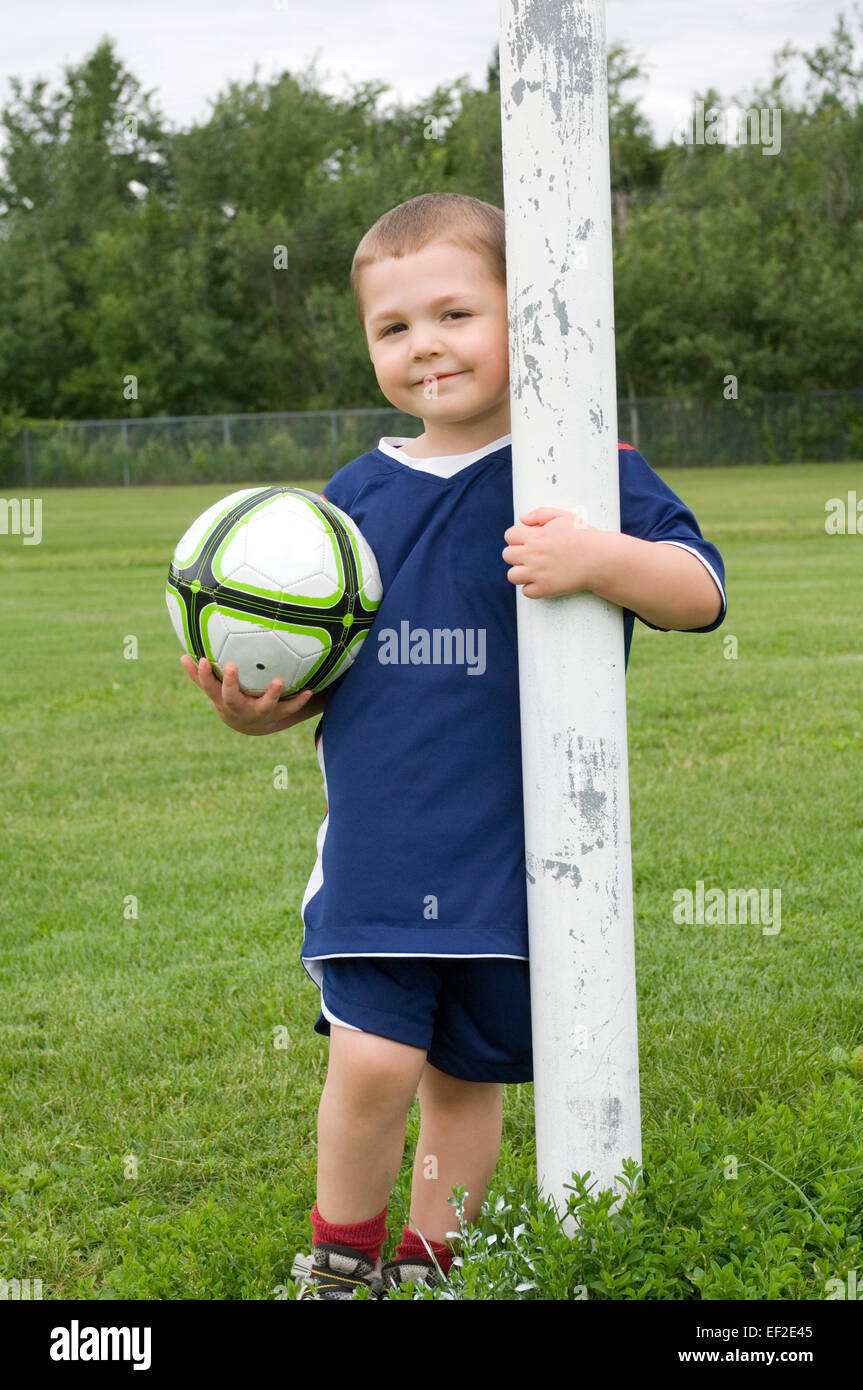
[500,0,642,1233]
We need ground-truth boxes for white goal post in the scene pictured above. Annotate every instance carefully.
[499,0,643,1230]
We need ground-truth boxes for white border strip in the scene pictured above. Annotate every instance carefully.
[656,539,727,616]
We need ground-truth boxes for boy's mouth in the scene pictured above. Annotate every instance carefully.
[417,370,465,385]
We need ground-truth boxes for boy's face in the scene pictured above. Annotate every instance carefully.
[360,241,510,432]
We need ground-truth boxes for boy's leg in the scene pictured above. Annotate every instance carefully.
[398,957,529,1255]
[406,1061,504,1245]
[316,1023,429,1224]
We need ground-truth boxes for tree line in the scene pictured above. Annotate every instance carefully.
[1,12,861,432]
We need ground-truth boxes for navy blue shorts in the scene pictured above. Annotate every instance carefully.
[313,956,533,1084]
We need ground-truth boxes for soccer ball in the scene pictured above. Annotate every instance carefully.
[166,486,383,698]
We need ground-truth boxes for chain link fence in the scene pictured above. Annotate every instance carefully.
[2,391,862,488]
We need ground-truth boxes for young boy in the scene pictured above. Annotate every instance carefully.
[181,193,726,1300]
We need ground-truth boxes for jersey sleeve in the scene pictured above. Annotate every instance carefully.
[318,464,357,517]
[312,459,371,710]
[618,443,727,634]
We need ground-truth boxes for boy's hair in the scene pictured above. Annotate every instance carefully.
[351,193,506,335]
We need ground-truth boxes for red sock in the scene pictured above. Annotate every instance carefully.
[395,1223,455,1276]
[310,1201,388,1263]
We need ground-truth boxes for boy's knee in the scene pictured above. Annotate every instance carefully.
[329,1025,427,1102]
[419,1065,503,1111]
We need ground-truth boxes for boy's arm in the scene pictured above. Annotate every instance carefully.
[502,509,723,631]
[579,528,722,630]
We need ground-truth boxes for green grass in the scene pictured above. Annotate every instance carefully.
[1,464,861,1300]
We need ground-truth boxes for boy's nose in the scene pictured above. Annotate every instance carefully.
[410,328,446,355]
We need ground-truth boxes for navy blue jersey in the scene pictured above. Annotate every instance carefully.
[300,433,726,984]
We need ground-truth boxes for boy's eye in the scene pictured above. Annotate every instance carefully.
[381,311,470,337]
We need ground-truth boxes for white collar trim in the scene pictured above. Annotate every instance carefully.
[377,433,512,477]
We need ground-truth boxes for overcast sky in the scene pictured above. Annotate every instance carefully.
[0,0,853,155]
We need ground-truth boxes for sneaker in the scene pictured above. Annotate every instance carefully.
[380,1255,440,1291]
[292,1243,384,1300]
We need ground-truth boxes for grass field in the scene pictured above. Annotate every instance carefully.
[1,462,861,1300]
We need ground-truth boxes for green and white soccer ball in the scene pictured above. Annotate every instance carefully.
[166,486,383,698]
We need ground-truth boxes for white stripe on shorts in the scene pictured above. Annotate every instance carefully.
[320,979,363,1032]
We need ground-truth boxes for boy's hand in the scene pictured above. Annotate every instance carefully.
[179,655,318,735]
[502,507,608,599]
